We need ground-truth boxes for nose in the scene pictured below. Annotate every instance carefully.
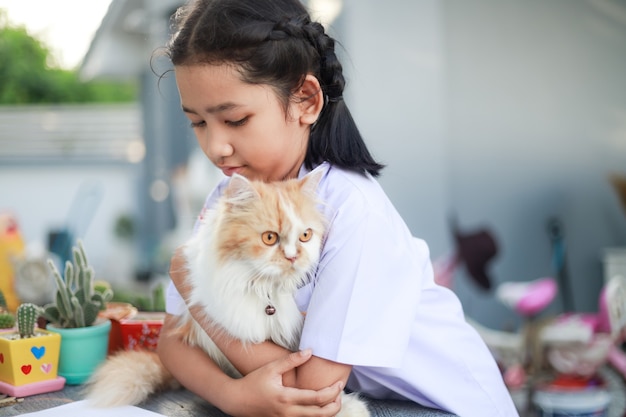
[283,245,298,263]
[203,128,234,161]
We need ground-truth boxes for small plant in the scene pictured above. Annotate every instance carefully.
[16,303,40,338]
[0,311,15,329]
[0,300,63,390]
[0,290,16,329]
[41,240,113,328]
[0,289,7,309]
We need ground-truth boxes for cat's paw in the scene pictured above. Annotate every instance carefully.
[337,392,370,417]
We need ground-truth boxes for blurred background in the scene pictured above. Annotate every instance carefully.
[1,0,626,331]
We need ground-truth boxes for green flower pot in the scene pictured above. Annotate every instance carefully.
[47,319,111,385]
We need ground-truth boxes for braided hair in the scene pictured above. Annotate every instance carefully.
[166,0,384,177]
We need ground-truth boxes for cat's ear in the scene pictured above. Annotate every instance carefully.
[224,174,260,204]
[300,167,324,196]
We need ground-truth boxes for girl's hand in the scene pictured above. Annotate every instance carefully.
[222,350,344,417]
[169,247,347,413]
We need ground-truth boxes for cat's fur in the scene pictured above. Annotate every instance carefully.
[85,171,369,417]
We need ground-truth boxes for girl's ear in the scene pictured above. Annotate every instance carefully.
[296,74,324,126]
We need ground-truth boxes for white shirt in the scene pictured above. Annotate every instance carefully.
[166,162,518,417]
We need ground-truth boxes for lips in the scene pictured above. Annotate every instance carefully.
[220,166,242,176]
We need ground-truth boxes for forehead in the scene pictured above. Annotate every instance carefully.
[175,64,277,110]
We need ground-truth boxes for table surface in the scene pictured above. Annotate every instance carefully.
[0,384,459,417]
[0,384,230,417]
[2,367,625,417]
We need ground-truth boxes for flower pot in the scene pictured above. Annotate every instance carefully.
[0,328,65,396]
[119,312,165,351]
[47,318,111,385]
[98,302,138,354]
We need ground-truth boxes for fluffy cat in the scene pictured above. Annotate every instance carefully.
[85,171,370,417]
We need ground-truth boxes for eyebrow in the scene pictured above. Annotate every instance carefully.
[181,102,240,114]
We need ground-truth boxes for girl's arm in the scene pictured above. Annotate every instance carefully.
[157,314,343,417]
[170,248,353,391]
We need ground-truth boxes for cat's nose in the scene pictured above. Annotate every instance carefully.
[285,255,297,263]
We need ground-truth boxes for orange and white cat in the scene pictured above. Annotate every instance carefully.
[86,171,369,417]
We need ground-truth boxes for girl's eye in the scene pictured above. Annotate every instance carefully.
[189,120,206,128]
[299,228,313,242]
[226,117,248,127]
[262,231,279,246]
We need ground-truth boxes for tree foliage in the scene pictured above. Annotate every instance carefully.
[0,10,137,104]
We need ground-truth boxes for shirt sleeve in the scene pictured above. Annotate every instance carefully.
[299,182,431,368]
[165,280,187,315]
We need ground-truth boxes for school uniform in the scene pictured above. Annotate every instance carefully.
[295,163,518,417]
[166,162,518,417]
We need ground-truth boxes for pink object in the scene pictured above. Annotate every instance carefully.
[497,277,558,316]
[503,364,526,389]
[0,375,65,397]
[433,254,459,290]
[595,287,611,334]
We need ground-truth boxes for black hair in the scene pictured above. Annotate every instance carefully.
[164,0,384,177]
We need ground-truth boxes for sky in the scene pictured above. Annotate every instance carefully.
[0,0,113,69]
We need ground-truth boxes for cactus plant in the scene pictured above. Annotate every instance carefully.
[0,289,7,310]
[41,240,113,328]
[0,289,15,329]
[0,310,15,329]
[152,282,166,312]
[16,303,41,338]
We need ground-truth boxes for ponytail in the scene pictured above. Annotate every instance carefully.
[307,99,383,177]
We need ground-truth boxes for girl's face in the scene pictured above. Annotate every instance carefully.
[175,64,316,182]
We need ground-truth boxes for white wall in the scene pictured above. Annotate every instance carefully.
[341,0,449,256]
[341,0,626,329]
[0,165,139,286]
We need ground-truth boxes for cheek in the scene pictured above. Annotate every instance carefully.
[243,138,279,162]
[250,241,272,260]
[250,245,287,276]
[295,239,322,268]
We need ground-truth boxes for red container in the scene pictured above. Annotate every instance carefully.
[99,302,138,354]
[119,312,165,352]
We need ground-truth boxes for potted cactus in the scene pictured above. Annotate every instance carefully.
[0,290,16,330]
[0,303,64,396]
[40,240,114,385]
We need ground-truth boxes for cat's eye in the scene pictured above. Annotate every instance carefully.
[299,228,313,242]
[262,231,279,246]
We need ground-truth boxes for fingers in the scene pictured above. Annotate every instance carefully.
[269,350,344,409]
[271,349,313,374]
[292,381,343,407]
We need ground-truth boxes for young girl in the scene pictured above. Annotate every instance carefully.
[158,0,519,416]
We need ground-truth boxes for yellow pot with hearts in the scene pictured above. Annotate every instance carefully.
[0,329,61,386]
